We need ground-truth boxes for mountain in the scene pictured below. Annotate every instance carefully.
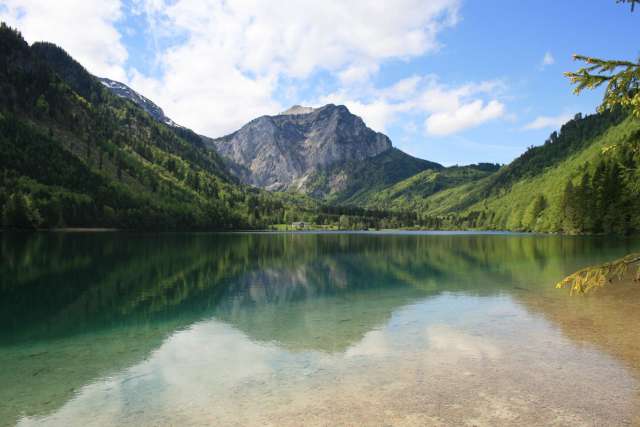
[358,163,500,210]
[362,109,640,234]
[301,148,443,203]
[208,104,393,191]
[97,77,180,127]
[207,104,440,196]
[280,105,316,115]
[0,24,316,230]
[0,22,436,231]
[2,22,637,233]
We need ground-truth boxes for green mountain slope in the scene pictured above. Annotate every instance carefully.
[359,163,500,210]
[301,148,442,204]
[2,22,636,234]
[0,24,314,230]
[401,111,640,234]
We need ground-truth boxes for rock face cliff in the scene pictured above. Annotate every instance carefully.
[208,104,393,191]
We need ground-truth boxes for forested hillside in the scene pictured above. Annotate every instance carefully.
[0,24,314,230]
[357,163,500,211]
[1,22,637,234]
[301,148,442,203]
[365,110,640,234]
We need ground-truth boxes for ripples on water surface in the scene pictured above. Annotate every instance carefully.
[1,231,640,426]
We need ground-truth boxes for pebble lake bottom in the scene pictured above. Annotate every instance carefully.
[1,231,640,426]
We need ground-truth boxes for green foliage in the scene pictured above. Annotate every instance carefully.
[0,23,319,230]
[2,192,42,229]
[304,148,442,203]
[566,1,639,118]
[555,253,640,294]
[34,95,49,117]
[360,112,640,234]
[359,163,500,211]
[522,194,547,231]
[1,22,637,235]
[566,55,640,117]
[555,0,640,292]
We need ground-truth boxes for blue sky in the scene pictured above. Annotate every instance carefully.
[2,0,638,165]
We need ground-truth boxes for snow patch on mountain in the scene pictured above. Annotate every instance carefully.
[98,77,181,128]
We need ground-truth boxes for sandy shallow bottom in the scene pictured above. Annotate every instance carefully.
[6,291,640,427]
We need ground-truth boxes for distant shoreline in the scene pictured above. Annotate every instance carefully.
[1,227,528,234]
[49,228,120,232]
[1,228,120,233]
[1,228,638,237]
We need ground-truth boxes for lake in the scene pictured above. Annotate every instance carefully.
[1,231,640,426]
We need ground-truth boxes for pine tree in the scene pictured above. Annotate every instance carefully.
[591,161,607,232]
[565,56,640,117]
[602,162,624,233]
[577,171,593,232]
[2,192,42,229]
[561,181,579,234]
[35,95,49,118]
[117,154,123,181]
[523,194,547,231]
[566,0,639,120]
[617,0,639,12]
[566,2,639,119]
[559,0,640,289]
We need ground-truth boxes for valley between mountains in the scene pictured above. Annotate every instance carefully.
[1,23,639,233]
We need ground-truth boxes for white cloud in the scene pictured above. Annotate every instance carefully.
[2,0,507,140]
[541,51,554,68]
[129,51,282,137]
[316,93,405,133]
[315,76,507,136]
[128,0,461,136]
[0,0,128,81]
[417,80,507,135]
[425,99,505,136]
[383,75,424,100]
[338,63,380,86]
[425,325,502,361]
[523,113,573,130]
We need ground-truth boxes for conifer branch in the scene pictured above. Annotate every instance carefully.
[555,253,640,295]
[617,0,639,11]
[565,55,640,117]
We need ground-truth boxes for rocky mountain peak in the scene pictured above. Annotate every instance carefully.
[279,105,316,115]
[209,103,393,191]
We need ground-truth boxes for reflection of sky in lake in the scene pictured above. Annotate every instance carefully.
[4,232,640,426]
[17,293,639,426]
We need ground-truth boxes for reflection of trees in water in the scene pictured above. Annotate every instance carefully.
[1,232,639,425]
[1,233,242,342]
[2,232,639,344]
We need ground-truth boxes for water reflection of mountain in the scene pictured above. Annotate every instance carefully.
[212,260,427,353]
[1,232,639,426]
[3,232,638,344]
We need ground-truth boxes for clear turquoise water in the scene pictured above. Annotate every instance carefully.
[1,232,640,426]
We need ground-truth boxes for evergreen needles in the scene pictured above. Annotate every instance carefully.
[565,55,640,118]
[555,253,640,294]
